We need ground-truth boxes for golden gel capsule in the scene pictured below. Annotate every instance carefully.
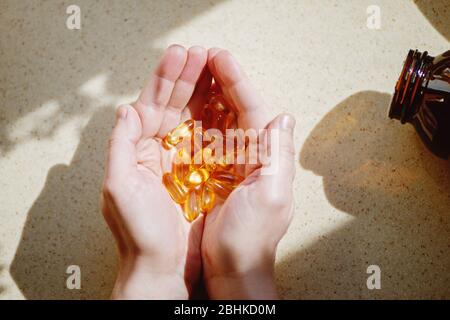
[191,152,204,170]
[185,168,210,188]
[162,119,194,149]
[173,162,190,183]
[215,152,234,170]
[210,95,237,133]
[184,189,201,222]
[200,184,216,213]
[173,148,191,181]
[210,95,228,112]
[202,147,214,164]
[192,147,214,167]
[192,148,204,166]
[191,126,204,155]
[211,170,244,186]
[202,93,236,132]
[174,147,191,164]
[202,148,217,171]
[162,173,188,204]
[206,178,235,199]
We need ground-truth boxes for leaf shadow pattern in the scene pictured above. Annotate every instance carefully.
[0,0,223,155]
[277,91,450,299]
[414,0,450,41]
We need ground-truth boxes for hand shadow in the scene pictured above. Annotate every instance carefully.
[10,107,117,299]
[277,91,450,299]
[414,0,450,41]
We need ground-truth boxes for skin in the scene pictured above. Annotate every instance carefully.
[101,45,296,300]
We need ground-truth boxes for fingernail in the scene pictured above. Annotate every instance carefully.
[117,106,128,120]
[279,114,295,132]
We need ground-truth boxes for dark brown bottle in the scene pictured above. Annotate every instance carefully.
[389,49,450,159]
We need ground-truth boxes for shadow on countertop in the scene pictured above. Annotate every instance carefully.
[414,0,450,41]
[10,107,116,299]
[277,91,450,299]
[0,265,5,294]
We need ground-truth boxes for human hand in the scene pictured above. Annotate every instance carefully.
[101,45,211,299]
[201,49,296,299]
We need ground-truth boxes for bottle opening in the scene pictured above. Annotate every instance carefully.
[389,50,432,124]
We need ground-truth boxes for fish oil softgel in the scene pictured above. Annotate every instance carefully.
[202,94,236,133]
[161,87,244,222]
[162,119,195,150]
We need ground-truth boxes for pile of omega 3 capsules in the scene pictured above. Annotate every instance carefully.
[161,85,244,222]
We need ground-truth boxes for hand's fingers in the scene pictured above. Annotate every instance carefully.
[207,47,221,80]
[168,46,208,111]
[134,45,188,138]
[209,49,272,130]
[106,105,142,181]
[258,113,296,186]
[158,46,207,136]
[183,66,212,121]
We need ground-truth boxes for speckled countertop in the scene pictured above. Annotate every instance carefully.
[0,0,449,299]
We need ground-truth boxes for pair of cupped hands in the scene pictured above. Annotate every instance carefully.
[101,45,296,299]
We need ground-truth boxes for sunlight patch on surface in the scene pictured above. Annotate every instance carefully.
[9,100,60,141]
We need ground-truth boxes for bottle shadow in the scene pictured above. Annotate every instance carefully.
[277,91,450,299]
[414,0,450,41]
[10,107,117,299]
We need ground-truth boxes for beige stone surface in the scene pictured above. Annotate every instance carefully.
[0,0,449,299]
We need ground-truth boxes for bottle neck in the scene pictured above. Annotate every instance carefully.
[389,50,433,123]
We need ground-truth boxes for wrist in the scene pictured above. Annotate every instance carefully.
[204,247,279,299]
[206,264,278,300]
[112,255,188,300]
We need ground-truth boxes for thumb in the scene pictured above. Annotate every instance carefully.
[106,105,142,180]
[259,113,296,186]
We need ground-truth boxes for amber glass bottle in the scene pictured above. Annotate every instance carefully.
[389,49,450,158]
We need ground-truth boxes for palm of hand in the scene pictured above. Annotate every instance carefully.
[134,135,203,285]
